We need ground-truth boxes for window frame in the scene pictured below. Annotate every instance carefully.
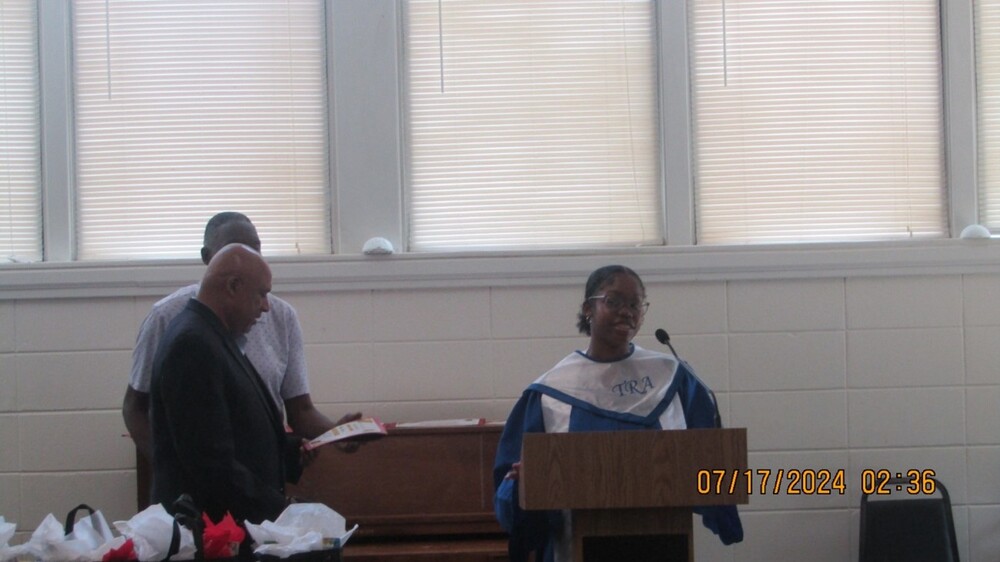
[4,0,997,301]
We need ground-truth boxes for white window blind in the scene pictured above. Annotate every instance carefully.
[72,0,330,260]
[690,0,947,244]
[976,0,1000,228]
[0,0,42,262]
[404,0,662,251]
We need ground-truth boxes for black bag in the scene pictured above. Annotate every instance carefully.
[62,504,100,537]
[167,494,241,562]
[62,503,115,557]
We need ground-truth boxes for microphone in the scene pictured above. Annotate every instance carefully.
[654,328,681,360]
[654,327,722,428]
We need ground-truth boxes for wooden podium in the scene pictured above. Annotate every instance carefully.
[518,428,747,562]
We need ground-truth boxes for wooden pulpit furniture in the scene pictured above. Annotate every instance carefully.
[287,424,509,561]
[138,424,509,561]
[518,428,748,562]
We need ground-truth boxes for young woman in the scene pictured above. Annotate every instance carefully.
[493,265,743,562]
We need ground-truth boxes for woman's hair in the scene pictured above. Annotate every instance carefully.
[576,265,645,335]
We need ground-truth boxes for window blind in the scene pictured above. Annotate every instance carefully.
[72,0,330,260]
[404,0,662,251]
[976,0,1000,228]
[0,0,42,262]
[690,0,947,244]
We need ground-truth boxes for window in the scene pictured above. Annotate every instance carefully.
[403,0,662,251]
[976,0,1000,228]
[0,2,980,268]
[0,0,42,262]
[72,0,330,260]
[690,0,947,244]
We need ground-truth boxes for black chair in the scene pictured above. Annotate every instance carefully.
[859,476,960,562]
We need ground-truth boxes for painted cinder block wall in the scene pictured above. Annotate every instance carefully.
[2,271,999,560]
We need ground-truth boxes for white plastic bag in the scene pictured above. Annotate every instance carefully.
[65,506,116,555]
[0,516,17,562]
[0,510,123,562]
[245,503,357,558]
[113,504,197,561]
[0,516,14,545]
[3,513,89,561]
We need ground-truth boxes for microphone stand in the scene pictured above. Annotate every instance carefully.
[654,328,723,428]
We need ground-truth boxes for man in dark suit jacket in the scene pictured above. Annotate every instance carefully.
[150,243,298,524]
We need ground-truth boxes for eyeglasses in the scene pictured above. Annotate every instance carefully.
[589,294,650,315]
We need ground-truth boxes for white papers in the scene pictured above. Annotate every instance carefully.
[391,418,486,428]
[304,417,387,451]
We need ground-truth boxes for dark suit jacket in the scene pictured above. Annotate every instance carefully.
[150,298,294,523]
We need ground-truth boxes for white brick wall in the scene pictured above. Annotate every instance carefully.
[2,273,999,560]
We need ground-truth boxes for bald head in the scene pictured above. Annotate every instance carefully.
[197,244,272,336]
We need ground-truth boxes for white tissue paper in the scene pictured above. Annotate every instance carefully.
[245,503,357,558]
[66,508,124,561]
[0,517,13,544]
[0,511,120,562]
[67,508,116,551]
[0,514,61,561]
[0,516,16,561]
[113,504,197,562]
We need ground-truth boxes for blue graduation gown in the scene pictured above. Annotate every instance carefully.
[493,345,743,562]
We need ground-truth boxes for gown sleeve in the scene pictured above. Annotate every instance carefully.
[493,390,555,561]
[676,362,745,545]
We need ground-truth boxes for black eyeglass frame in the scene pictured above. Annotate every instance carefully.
[588,294,650,315]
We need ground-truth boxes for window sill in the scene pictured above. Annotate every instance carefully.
[2,239,999,300]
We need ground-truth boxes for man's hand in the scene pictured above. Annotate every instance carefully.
[298,437,320,467]
[332,411,364,453]
[285,395,358,441]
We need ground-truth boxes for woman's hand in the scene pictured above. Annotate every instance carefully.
[504,461,522,481]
